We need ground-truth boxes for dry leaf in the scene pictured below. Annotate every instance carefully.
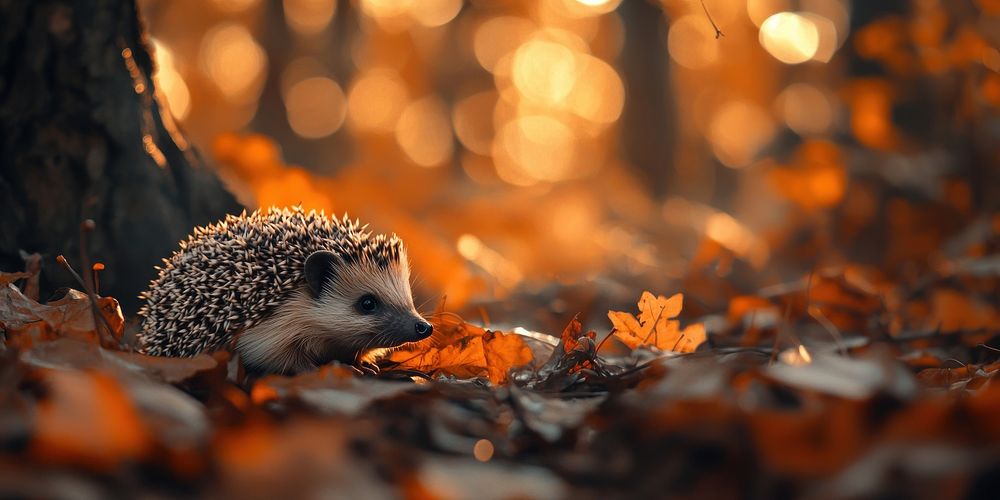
[608,291,705,353]
[31,369,154,469]
[1,284,124,347]
[389,318,532,384]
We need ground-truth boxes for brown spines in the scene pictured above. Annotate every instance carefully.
[136,206,405,357]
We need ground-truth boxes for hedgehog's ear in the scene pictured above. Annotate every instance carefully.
[304,251,341,299]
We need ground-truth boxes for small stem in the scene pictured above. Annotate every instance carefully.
[701,0,724,39]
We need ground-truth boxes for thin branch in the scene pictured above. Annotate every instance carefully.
[701,0,724,39]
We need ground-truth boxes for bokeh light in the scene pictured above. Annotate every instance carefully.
[452,91,497,156]
[563,0,623,17]
[512,39,580,105]
[151,40,191,121]
[284,77,347,139]
[395,96,454,167]
[346,69,409,133]
[708,101,776,168]
[776,83,835,136]
[495,115,577,184]
[759,12,820,64]
[668,14,720,69]
[474,17,537,73]
[746,0,791,27]
[410,0,463,27]
[199,23,267,103]
[283,0,337,36]
[566,55,625,125]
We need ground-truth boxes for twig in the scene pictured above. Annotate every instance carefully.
[56,255,116,348]
[808,306,847,355]
[700,0,724,39]
[56,220,123,350]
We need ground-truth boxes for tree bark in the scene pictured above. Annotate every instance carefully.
[0,0,241,312]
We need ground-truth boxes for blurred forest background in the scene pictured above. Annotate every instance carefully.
[134,0,999,332]
[3,0,999,332]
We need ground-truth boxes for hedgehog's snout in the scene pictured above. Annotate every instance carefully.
[394,315,433,343]
[414,320,433,340]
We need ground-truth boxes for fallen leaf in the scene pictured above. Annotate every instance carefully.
[30,369,154,469]
[483,331,533,384]
[608,291,705,353]
[389,322,532,384]
[0,285,124,347]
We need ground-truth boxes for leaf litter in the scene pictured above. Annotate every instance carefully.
[2,242,1000,499]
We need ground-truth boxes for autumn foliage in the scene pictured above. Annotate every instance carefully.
[3,0,1000,498]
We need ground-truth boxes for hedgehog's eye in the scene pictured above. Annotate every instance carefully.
[356,294,379,314]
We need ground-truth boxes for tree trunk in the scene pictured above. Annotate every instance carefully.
[0,0,241,313]
[619,0,677,198]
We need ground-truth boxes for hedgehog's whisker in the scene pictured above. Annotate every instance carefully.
[415,295,438,312]
[426,310,465,322]
[411,271,424,289]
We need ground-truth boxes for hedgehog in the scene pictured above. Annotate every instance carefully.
[137,206,433,374]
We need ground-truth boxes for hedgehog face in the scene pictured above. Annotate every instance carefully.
[302,250,433,360]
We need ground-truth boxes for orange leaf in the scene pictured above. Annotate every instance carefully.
[608,291,705,353]
[31,369,153,469]
[483,332,533,384]
[559,316,596,354]
[388,320,532,384]
[434,337,490,380]
[639,291,684,321]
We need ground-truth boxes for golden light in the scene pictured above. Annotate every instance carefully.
[395,96,454,167]
[759,12,820,64]
[280,57,327,98]
[452,91,497,156]
[803,0,851,49]
[151,40,190,121]
[706,213,768,266]
[457,235,523,287]
[848,81,896,149]
[746,0,791,27]
[410,0,463,27]
[667,14,720,69]
[472,439,494,462]
[199,23,267,103]
[283,0,336,36]
[549,192,600,242]
[779,345,813,366]
[662,198,770,267]
[776,83,834,136]
[563,0,622,17]
[346,69,409,133]
[512,39,580,105]
[496,115,577,184]
[802,13,839,62]
[285,77,347,139]
[460,153,498,185]
[708,100,775,168]
[565,54,624,125]
[473,17,536,73]
[358,0,415,30]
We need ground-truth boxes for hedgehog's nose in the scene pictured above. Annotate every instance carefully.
[415,321,433,339]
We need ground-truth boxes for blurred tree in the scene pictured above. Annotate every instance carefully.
[0,0,240,311]
[620,0,677,198]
